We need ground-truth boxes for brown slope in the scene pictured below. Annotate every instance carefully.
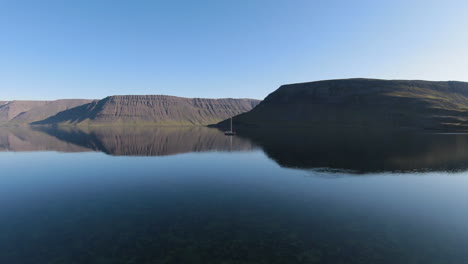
[217,78,468,130]
[35,95,260,126]
[11,99,93,124]
[0,101,49,122]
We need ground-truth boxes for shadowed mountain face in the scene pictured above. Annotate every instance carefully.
[35,95,260,126]
[0,126,257,156]
[0,99,93,124]
[236,127,468,173]
[217,79,468,130]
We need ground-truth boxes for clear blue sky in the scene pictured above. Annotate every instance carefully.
[1,0,467,100]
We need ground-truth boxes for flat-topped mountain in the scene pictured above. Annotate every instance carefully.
[0,99,93,124]
[217,78,468,130]
[35,95,260,126]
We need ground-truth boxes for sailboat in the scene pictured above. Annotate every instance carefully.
[224,117,236,136]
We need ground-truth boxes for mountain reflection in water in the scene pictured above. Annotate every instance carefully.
[237,127,468,173]
[0,126,256,156]
[2,126,468,173]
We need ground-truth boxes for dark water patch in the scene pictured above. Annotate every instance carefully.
[237,127,468,173]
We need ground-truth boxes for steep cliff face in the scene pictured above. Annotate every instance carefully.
[36,95,260,126]
[217,79,468,130]
[0,99,92,124]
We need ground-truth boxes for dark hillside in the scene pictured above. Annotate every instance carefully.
[217,79,468,130]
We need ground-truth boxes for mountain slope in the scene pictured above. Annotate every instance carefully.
[217,79,468,130]
[0,101,49,122]
[0,99,93,125]
[35,95,260,126]
[10,99,93,124]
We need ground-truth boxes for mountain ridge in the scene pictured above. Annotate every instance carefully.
[33,95,260,126]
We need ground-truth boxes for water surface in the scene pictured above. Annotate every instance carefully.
[1,126,468,263]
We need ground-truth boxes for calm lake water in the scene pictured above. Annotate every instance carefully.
[1,126,468,263]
